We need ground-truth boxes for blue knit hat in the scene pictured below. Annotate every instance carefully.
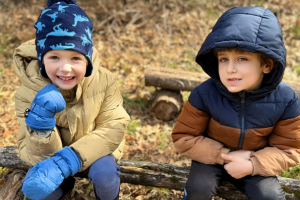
[34,0,94,78]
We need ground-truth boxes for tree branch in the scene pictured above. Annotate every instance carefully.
[0,146,299,199]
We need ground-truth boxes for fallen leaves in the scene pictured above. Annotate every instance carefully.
[1,0,300,199]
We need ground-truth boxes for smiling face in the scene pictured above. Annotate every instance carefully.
[217,49,273,93]
[43,50,87,90]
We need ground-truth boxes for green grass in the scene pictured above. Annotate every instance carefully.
[280,164,300,180]
[206,2,218,20]
[145,186,171,197]
[123,96,148,110]
[126,120,140,135]
[256,0,265,7]
[0,34,10,58]
[293,20,300,39]
[294,27,300,37]
[157,132,171,150]
[295,63,300,75]
[0,166,11,176]
[188,0,199,8]
[167,63,177,69]
[122,189,138,199]
[182,91,191,102]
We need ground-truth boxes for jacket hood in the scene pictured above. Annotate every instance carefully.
[195,6,286,100]
[13,39,99,99]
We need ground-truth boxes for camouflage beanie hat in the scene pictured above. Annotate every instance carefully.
[34,0,94,78]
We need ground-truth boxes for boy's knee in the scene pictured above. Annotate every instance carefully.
[249,188,285,200]
[185,184,216,200]
[185,162,220,200]
[248,190,285,200]
[246,178,286,200]
[88,154,120,188]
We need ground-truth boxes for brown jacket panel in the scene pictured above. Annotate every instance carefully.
[250,115,300,176]
[207,118,240,149]
[270,115,300,150]
[172,101,230,165]
[243,128,273,150]
[208,120,272,151]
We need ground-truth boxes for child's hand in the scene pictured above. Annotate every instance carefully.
[224,150,252,163]
[221,154,253,179]
[25,84,66,131]
[22,147,81,199]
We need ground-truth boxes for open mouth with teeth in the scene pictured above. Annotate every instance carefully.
[57,76,75,81]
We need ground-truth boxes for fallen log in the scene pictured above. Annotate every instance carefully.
[144,67,300,97]
[0,146,300,200]
[149,89,184,121]
[145,67,209,91]
[0,169,25,200]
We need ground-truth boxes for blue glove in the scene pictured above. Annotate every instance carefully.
[25,84,66,131]
[22,147,81,200]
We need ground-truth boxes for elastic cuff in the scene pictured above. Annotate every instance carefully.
[216,147,230,165]
[29,103,55,118]
[36,130,52,138]
[55,147,82,175]
[250,157,261,175]
[53,156,72,178]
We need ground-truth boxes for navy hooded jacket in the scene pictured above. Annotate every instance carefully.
[172,7,300,176]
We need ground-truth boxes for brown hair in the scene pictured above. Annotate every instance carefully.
[213,48,272,67]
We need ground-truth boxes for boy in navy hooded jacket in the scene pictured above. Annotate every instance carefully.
[172,6,300,200]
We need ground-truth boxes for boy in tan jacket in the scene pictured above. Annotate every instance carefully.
[14,0,129,199]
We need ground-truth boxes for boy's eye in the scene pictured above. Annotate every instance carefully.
[219,58,228,62]
[50,56,58,59]
[238,57,247,61]
[72,57,81,60]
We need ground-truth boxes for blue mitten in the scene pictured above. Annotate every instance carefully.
[25,84,66,131]
[22,147,81,200]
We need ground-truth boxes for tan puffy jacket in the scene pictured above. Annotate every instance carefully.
[13,39,130,171]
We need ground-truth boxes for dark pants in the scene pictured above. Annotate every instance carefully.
[36,154,120,200]
[185,160,286,200]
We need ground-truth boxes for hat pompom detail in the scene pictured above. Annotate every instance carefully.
[47,0,76,7]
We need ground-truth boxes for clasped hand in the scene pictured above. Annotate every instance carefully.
[221,150,253,179]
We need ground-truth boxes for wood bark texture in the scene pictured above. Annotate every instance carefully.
[0,146,300,200]
[145,67,209,91]
[0,169,26,200]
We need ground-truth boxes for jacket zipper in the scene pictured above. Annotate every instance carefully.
[238,91,246,148]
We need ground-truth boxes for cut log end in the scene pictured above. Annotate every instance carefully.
[149,90,184,121]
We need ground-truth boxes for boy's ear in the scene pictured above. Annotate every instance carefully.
[263,58,274,74]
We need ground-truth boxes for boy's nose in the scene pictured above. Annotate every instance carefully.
[227,62,237,74]
[60,62,72,73]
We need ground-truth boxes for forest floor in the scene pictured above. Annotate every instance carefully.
[1,0,300,199]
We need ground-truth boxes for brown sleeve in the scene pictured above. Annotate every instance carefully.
[250,115,300,176]
[172,101,230,165]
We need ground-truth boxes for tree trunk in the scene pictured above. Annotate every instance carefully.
[1,146,300,200]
